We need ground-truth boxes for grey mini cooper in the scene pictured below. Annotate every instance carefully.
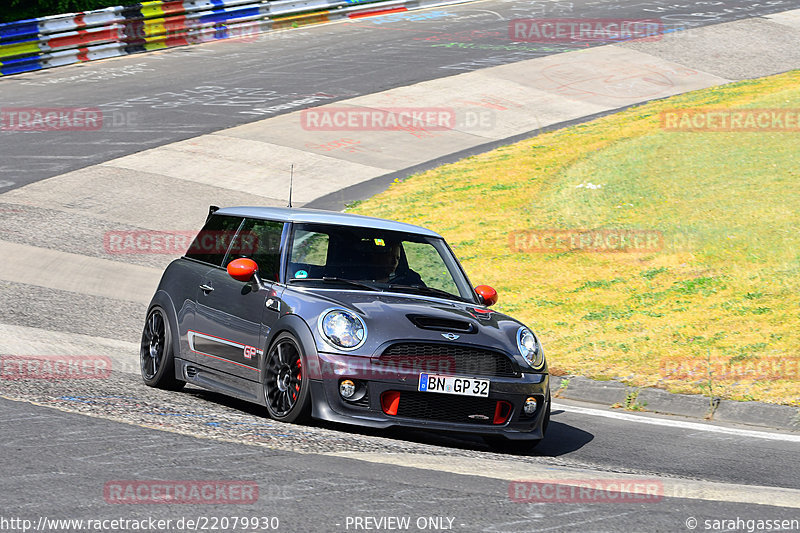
[141,206,550,448]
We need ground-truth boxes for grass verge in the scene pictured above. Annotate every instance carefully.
[350,70,800,406]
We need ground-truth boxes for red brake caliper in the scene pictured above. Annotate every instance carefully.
[292,359,302,400]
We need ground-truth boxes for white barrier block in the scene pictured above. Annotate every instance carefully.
[268,0,343,15]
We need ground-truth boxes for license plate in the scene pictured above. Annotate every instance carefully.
[418,373,490,397]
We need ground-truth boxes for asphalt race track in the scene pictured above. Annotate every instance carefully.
[2,395,799,532]
[1,0,800,531]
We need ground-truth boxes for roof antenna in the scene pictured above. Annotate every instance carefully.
[287,164,294,208]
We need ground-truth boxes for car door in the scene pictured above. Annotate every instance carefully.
[180,213,245,364]
[192,217,286,382]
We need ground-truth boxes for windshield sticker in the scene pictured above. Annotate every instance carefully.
[374,238,385,246]
[295,270,308,279]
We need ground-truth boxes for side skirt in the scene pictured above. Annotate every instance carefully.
[174,357,265,406]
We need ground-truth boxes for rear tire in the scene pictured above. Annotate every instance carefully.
[140,306,185,391]
[263,332,311,423]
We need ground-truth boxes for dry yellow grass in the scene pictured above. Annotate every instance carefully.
[351,71,800,406]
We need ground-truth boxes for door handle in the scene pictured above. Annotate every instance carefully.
[199,284,214,293]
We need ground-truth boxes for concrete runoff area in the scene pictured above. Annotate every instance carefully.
[2,44,731,221]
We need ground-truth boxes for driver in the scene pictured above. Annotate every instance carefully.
[369,241,423,285]
[370,241,401,282]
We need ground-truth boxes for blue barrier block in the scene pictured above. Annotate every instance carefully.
[0,54,43,75]
[0,19,41,43]
[198,6,262,24]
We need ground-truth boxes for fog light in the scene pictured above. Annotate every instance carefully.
[339,379,356,399]
[524,397,538,415]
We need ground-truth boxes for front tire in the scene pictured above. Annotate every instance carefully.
[263,332,311,423]
[140,306,185,390]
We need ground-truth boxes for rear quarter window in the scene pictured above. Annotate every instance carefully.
[184,215,243,266]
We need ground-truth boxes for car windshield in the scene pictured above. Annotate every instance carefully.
[286,223,476,303]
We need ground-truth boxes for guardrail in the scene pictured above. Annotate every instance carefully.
[0,0,465,76]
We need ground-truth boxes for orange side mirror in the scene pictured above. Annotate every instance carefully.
[475,285,498,307]
[227,258,258,282]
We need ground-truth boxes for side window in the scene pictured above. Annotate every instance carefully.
[230,218,284,282]
[291,230,329,267]
[185,215,243,266]
[403,241,460,295]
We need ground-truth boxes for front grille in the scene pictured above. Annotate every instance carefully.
[380,343,518,378]
[394,391,506,425]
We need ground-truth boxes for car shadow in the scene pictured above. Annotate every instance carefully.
[182,387,593,457]
[375,409,594,457]
[526,416,595,457]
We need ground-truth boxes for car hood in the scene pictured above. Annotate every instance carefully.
[284,287,529,358]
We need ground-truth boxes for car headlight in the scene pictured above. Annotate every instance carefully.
[318,308,367,351]
[517,326,544,370]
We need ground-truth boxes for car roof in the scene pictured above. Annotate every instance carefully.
[214,206,442,238]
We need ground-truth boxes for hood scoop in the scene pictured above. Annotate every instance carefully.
[407,314,477,334]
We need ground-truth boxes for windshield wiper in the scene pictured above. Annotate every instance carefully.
[387,284,465,302]
[288,277,380,291]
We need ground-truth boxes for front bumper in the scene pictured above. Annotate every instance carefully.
[308,351,550,440]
